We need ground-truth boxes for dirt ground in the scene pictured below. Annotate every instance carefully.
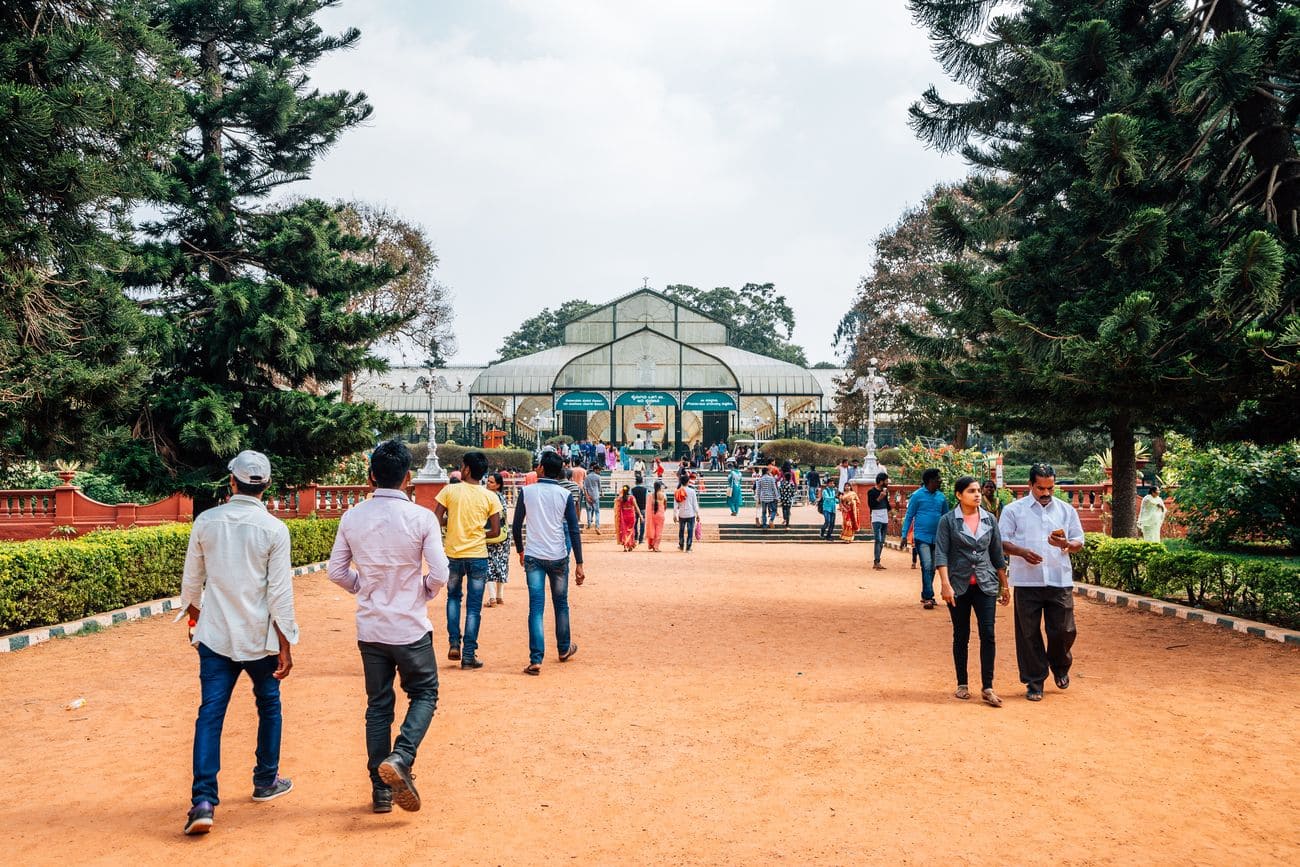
[2,534,1299,865]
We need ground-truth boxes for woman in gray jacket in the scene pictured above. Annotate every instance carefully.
[935,475,1010,707]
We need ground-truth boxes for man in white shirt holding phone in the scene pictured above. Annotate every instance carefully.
[998,463,1084,702]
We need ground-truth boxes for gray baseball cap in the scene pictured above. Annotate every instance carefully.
[228,450,272,484]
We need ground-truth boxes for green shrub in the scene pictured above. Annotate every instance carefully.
[1070,534,1300,628]
[1166,440,1300,552]
[409,443,535,473]
[0,518,340,634]
[758,439,865,469]
[1092,538,1168,594]
[1069,532,1109,584]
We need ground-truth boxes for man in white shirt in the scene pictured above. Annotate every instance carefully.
[837,458,851,493]
[328,439,448,814]
[998,464,1084,702]
[513,451,585,675]
[179,451,299,835]
[676,479,700,552]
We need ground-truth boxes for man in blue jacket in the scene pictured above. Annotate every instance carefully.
[901,468,947,609]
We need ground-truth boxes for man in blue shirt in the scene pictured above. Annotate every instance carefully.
[901,468,947,609]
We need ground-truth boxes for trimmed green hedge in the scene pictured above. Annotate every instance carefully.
[408,443,535,473]
[0,518,339,634]
[1071,532,1300,629]
[758,439,898,470]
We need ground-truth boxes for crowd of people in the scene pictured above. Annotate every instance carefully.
[177,439,1086,836]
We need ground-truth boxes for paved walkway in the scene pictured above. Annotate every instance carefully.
[1,541,1297,864]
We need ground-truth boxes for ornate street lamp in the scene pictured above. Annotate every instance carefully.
[851,357,888,477]
[530,409,555,454]
[392,373,463,480]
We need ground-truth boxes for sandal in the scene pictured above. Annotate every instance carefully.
[923,599,936,610]
[523,664,541,676]
[1055,674,1070,690]
[954,685,970,700]
[982,688,1002,708]
[1026,689,1044,702]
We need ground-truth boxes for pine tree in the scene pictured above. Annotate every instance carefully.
[0,1,181,463]
[900,1,1299,537]
[118,0,409,503]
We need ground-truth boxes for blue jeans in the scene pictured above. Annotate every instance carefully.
[525,556,572,664]
[759,500,778,527]
[192,643,281,806]
[678,516,696,550]
[585,499,600,528]
[872,522,888,564]
[917,541,936,601]
[446,557,489,659]
[820,509,836,538]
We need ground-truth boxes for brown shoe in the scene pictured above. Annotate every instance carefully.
[448,647,461,661]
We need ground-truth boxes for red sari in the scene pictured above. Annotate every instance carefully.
[616,496,638,549]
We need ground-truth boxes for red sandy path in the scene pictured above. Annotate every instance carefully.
[2,539,1298,865]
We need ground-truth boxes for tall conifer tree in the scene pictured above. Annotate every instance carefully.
[0,1,181,462]
[900,1,1299,536]
[120,0,409,502]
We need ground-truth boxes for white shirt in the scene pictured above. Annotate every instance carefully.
[327,488,448,645]
[676,485,699,519]
[517,479,582,562]
[997,495,1085,588]
[181,495,300,661]
[838,466,850,492]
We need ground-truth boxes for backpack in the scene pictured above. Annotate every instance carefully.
[675,486,687,504]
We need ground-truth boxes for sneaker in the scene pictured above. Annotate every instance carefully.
[183,801,214,835]
[559,642,578,662]
[447,646,461,661]
[372,786,393,814]
[460,657,484,670]
[252,777,293,802]
[377,754,421,812]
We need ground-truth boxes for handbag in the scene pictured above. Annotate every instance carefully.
[694,518,703,541]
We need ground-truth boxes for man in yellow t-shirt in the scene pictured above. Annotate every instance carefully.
[433,451,502,669]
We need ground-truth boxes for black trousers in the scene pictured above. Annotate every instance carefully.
[949,584,998,690]
[1013,587,1076,691]
[358,631,439,788]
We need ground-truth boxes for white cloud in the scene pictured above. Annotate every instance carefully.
[296,1,969,364]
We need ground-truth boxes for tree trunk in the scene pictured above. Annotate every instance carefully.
[341,371,354,403]
[1151,433,1167,479]
[1109,414,1137,538]
[199,37,233,284]
[952,418,969,450]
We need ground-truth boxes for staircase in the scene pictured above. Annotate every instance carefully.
[715,522,877,544]
[592,468,804,510]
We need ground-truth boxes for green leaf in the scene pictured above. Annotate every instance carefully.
[1084,114,1145,188]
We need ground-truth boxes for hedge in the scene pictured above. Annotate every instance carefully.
[758,439,898,470]
[0,518,339,634]
[408,443,535,473]
[1070,532,1300,629]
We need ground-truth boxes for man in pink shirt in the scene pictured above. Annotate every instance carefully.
[328,440,449,814]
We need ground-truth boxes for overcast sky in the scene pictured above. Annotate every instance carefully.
[296,0,968,367]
